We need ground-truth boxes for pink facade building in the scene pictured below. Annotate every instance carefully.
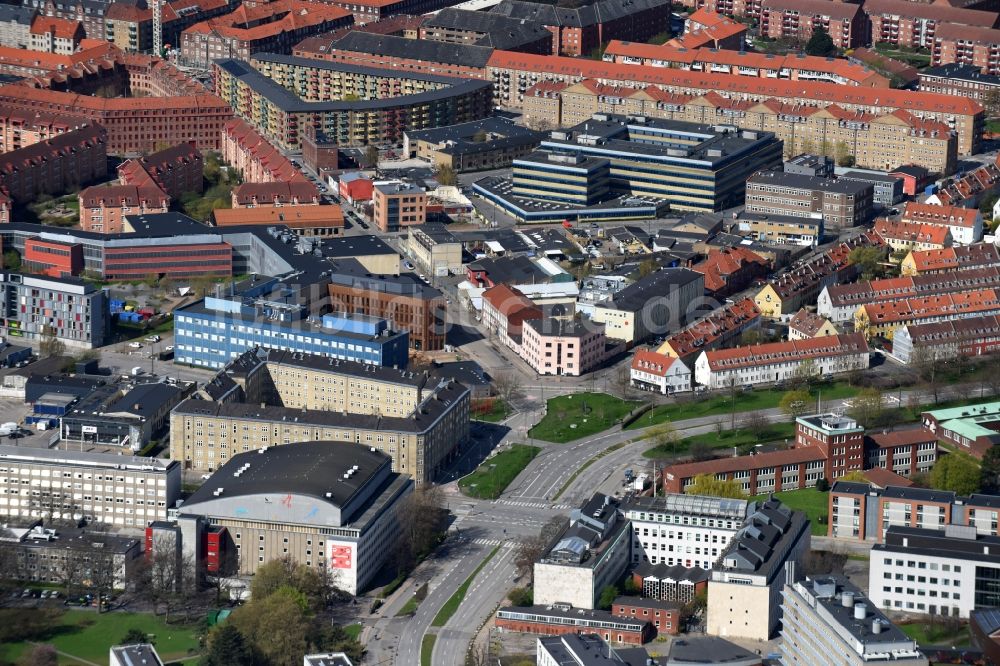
[521,318,607,376]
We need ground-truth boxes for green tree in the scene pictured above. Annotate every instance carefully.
[638,259,659,278]
[931,453,981,496]
[837,470,867,482]
[597,584,618,610]
[230,586,311,666]
[982,446,1000,493]
[647,423,681,458]
[805,26,836,56]
[250,557,330,611]
[200,624,253,666]
[684,473,747,499]
[848,246,886,280]
[980,192,998,218]
[835,141,855,167]
[3,250,21,271]
[121,628,150,645]
[436,164,458,187]
[780,389,812,417]
[623,577,640,595]
[508,587,533,606]
[815,477,830,492]
[312,625,364,663]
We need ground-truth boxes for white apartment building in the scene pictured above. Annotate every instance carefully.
[630,350,692,394]
[622,494,751,569]
[693,333,870,389]
[781,576,927,666]
[870,525,1000,618]
[0,446,181,527]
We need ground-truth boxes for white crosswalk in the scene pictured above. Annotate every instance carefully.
[472,538,517,548]
[493,499,572,510]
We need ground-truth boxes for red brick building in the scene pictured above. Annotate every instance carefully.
[932,23,1000,74]
[495,605,652,645]
[327,278,446,351]
[0,123,106,203]
[760,0,866,49]
[611,597,681,636]
[117,143,204,198]
[22,237,83,278]
[77,184,170,233]
[221,118,312,186]
[103,242,233,280]
[231,182,321,208]
[867,0,1000,49]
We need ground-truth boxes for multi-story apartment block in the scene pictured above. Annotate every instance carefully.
[521,318,607,376]
[117,143,204,199]
[873,219,952,254]
[795,413,866,479]
[854,288,1000,340]
[818,267,1000,323]
[655,297,762,367]
[28,15,83,54]
[870,525,1000,618]
[231,181,320,207]
[221,119,313,186]
[932,24,1000,75]
[866,0,999,49]
[104,0,233,53]
[737,213,823,247]
[745,171,874,230]
[781,576,927,666]
[485,51,980,160]
[693,334,870,390]
[373,181,426,233]
[0,272,106,348]
[828,482,1000,542]
[759,0,866,49]
[894,314,1000,364]
[170,347,470,483]
[900,202,983,246]
[213,55,493,151]
[0,5,38,48]
[623,494,752,571]
[489,0,671,57]
[0,445,180,526]
[838,171,905,211]
[0,124,107,203]
[603,43,890,87]
[707,499,810,641]
[920,64,1000,103]
[78,185,170,233]
[179,0,353,68]
[419,8,552,53]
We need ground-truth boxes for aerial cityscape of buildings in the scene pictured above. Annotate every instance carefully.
[0,0,1000,663]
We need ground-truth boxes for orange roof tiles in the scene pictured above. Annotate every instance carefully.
[213,205,344,227]
[862,467,914,488]
[662,297,761,358]
[859,288,1000,324]
[631,349,684,377]
[30,15,83,39]
[874,219,951,245]
[486,50,983,115]
[79,184,168,208]
[184,0,351,41]
[762,0,862,20]
[687,7,730,29]
[907,243,1000,273]
[692,247,767,293]
[482,284,540,318]
[901,202,980,229]
[866,0,999,26]
[702,333,869,371]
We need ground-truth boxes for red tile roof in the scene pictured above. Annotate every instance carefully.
[901,202,980,229]
[662,297,761,358]
[788,309,832,337]
[862,467,914,488]
[631,349,684,377]
[702,333,869,372]
[482,284,540,319]
[874,219,951,246]
[30,15,83,39]
[692,247,767,293]
[859,288,1000,325]
[934,21,1000,44]
[183,0,351,41]
[79,183,168,208]
[486,50,983,115]
[866,0,999,25]
[906,243,1000,273]
[763,0,862,20]
[868,428,937,449]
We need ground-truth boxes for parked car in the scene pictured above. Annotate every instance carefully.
[403,261,415,270]
[127,342,143,349]
[144,335,161,343]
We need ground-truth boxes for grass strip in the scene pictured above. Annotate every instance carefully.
[431,545,502,628]
[459,444,541,499]
[420,634,437,666]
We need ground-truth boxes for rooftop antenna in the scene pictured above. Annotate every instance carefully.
[152,0,162,57]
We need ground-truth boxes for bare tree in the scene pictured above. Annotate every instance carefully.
[689,441,714,462]
[393,486,446,572]
[513,515,565,585]
[741,411,771,442]
[38,325,64,359]
[912,346,945,405]
[492,371,523,413]
[616,365,633,400]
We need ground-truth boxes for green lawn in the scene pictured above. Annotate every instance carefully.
[644,421,797,459]
[626,383,858,431]
[343,623,362,640]
[459,444,541,499]
[751,488,830,536]
[900,621,971,647]
[396,595,421,616]
[420,634,436,666]
[0,609,201,665]
[471,398,510,423]
[529,393,641,443]
[431,545,501,627]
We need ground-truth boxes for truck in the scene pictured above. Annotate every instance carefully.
[130,366,144,377]
[0,422,18,436]
[158,349,174,361]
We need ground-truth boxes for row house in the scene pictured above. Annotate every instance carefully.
[855,287,1000,339]
[787,309,837,340]
[873,218,952,254]
[818,267,1000,323]
[485,50,981,158]
[630,349,692,394]
[900,201,983,245]
[828,482,1000,542]
[754,232,882,318]
[692,247,769,298]
[656,296,762,367]
[602,42,890,87]
[893,314,1000,364]
[900,242,1000,276]
[759,0,866,49]
[928,159,1000,208]
[525,79,958,176]
[692,333,870,389]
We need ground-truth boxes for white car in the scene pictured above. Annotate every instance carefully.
[127,342,143,349]
[165,345,174,352]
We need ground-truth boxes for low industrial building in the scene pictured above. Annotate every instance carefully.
[176,442,412,595]
[404,117,545,173]
[706,499,810,641]
[736,212,823,247]
[611,597,681,636]
[60,382,190,452]
[496,604,651,646]
[406,224,463,277]
[781,576,927,666]
[0,445,181,526]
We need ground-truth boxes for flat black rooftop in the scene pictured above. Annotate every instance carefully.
[325,31,495,68]
[185,442,390,510]
[748,170,873,196]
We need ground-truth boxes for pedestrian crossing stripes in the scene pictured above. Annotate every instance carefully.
[493,499,571,510]
[472,538,516,548]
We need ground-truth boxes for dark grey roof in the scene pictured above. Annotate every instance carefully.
[328,31,494,68]
[229,347,430,387]
[921,63,1000,86]
[971,608,1000,637]
[609,268,703,312]
[839,170,903,185]
[184,442,391,510]
[468,255,549,284]
[430,360,491,387]
[717,499,808,580]
[876,525,1000,565]
[423,8,551,49]
[881,486,956,503]
[405,116,544,157]
[217,56,492,114]
[0,5,37,25]
[632,561,709,584]
[537,635,623,666]
[666,637,761,665]
[524,317,603,338]
[749,170,874,196]
[303,655,353,666]
[491,0,669,28]
[496,604,647,631]
[830,481,873,495]
[108,383,184,418]
[16,527,140,554]
[319,235,396,258]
